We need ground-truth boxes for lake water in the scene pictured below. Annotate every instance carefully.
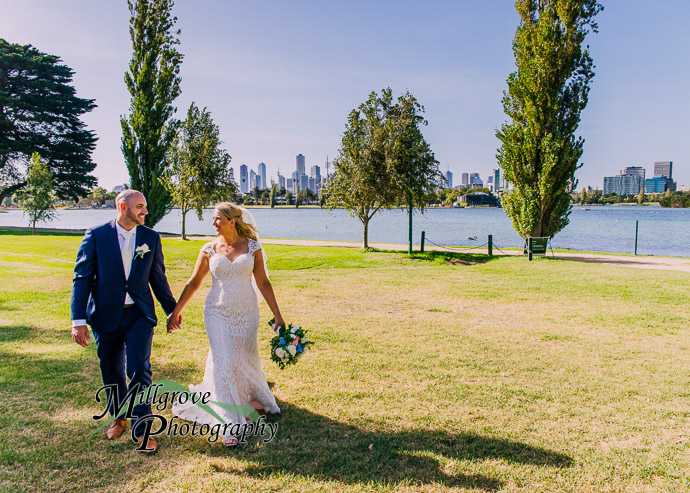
[1,206,688,257]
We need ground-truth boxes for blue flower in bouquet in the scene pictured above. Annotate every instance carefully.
[268,318,313,369]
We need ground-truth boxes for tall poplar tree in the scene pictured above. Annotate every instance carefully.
[496,0,603,238]
[121,0,183,227]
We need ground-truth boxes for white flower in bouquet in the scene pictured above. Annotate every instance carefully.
[275,347,287,359]
[290,325,300,334]
[286,345,297,357]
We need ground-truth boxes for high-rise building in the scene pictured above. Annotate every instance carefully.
[621,166,645,181]
[308,177,317,194]
[291,171,300,193]
[250,170,257,191]
[300,174,309,193]
[654,161,673,179]
[493,168,509,194]
[240,164,248,194]
[445,170,453,189]
[258,162,267,189]
[310,165,321,181]
[296,154,306,176]
[469,173,483,186]
[644,177,675,194]
[461,173,469,186]
[604,174,642,195]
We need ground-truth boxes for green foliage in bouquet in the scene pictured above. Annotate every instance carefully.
[268,318,313,369]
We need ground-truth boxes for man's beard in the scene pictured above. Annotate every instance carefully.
[127,209,145,225]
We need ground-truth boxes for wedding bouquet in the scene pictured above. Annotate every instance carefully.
[268,318,312,369]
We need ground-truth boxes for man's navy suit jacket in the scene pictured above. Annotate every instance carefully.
[71,220,177,333]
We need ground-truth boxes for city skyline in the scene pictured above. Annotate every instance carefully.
[1,1,688,191]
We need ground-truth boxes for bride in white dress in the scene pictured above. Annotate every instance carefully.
[167,202,285,446]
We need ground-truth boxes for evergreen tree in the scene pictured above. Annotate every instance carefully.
[161,103,234,240]
[121,0,183,227]
[0,39,97,203]
[14,153,57,234]
[269,185,277,208]
[496,0,603,238]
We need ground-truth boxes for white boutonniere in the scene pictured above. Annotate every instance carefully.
[134,244,150,259]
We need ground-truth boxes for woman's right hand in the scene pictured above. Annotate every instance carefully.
[167,310,183,333]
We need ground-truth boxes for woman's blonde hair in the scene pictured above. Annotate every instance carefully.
[215,202,258,241]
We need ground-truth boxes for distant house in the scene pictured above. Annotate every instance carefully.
[104,199,115,208]
[459,192,500,207]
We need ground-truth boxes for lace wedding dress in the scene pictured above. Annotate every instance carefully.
[172,240,280,436]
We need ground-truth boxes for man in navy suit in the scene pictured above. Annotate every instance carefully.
[71,189,180,454]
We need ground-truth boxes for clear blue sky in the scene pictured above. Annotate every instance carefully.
[1,0,688,190]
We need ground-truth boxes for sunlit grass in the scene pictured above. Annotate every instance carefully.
[1,232,689,492]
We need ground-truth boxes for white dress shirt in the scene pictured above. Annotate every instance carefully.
[71,223,137,327]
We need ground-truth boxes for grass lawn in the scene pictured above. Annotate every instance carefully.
[0,231,688,492]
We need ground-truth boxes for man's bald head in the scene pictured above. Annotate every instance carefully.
[115,189,148,228]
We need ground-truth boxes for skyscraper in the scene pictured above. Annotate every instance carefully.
[445,170,453,189]
[291,171,299,193]
[621,166,645,182]
[296,154,306,176]
[654,161,673,179]
[240,164,248,194]
[258,162,267,189]
[461,173,469,186]
[310,165,321,181]
[250,170,257,191]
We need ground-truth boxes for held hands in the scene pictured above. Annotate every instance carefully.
[71,325,90,347]
[167,310,183,333]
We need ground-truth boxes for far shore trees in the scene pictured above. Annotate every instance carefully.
[161,103,234,240]
[496,0,603,238]
[121,0,183,228]
[14,153,57,234]
[0,39,97,204]
[327,88,440,248]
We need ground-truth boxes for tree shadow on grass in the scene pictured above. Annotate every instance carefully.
[205,401,572,491]
[371,248,496,266]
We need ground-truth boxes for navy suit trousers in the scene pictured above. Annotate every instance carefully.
[93,305,153,438]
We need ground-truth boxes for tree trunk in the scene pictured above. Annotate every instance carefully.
[181,209,187,240]
[31,218,36,235]
[363,217,369,249]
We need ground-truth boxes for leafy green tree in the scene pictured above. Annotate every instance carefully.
[0,39,97,203]
[121,0,183,227]
[496,0,603,238]
[326,88,440,248]
[88,187,110,206]
[14,153,57,234]
[161,103,234,240]
[285,191,293,206]
[637,187,645,205]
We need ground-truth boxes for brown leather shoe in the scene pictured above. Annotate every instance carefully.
[106,419,127,440]
[136,436,159,454]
